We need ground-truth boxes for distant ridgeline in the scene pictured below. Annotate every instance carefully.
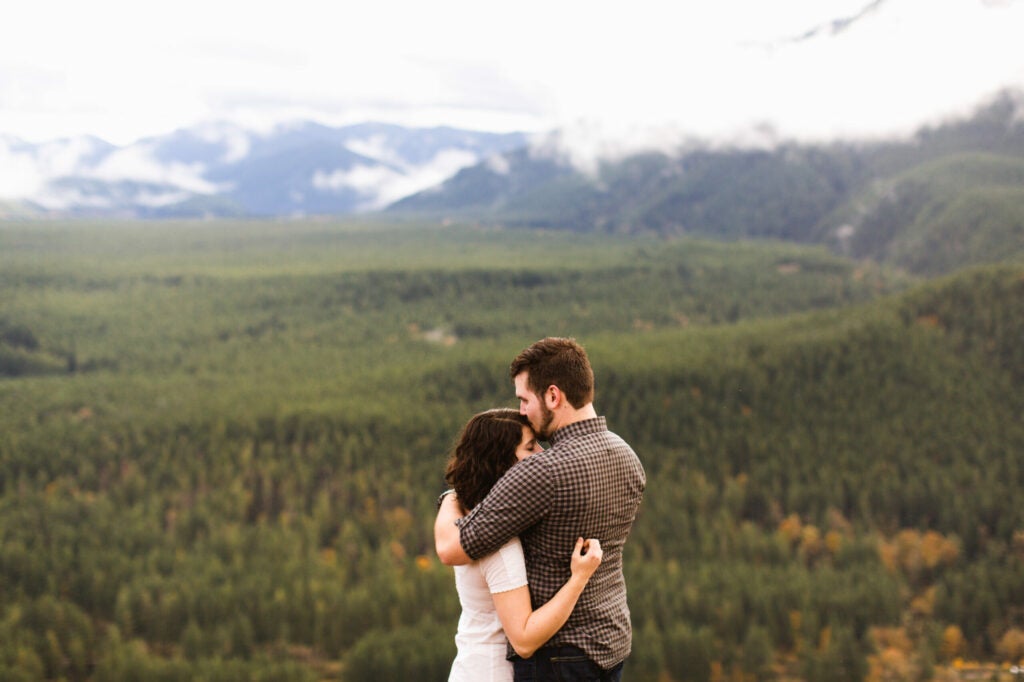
[391,90,1024,276]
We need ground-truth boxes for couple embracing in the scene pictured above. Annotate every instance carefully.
[435,337,646,681]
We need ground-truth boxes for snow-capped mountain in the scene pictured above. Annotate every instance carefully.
[0,122,528,218]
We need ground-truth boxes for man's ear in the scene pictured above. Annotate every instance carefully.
[544,385,561,409]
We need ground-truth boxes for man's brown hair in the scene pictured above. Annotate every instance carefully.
[445,409,530,510]
[509,337,594,409]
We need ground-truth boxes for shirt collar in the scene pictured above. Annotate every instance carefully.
[548,416,606,445]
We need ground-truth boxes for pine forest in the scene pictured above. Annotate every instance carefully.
[1,218,1022,681]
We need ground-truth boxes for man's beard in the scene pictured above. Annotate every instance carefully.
[536,403,555,440]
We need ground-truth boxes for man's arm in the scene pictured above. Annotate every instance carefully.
[457,455,554,560]
[434,493,472,565]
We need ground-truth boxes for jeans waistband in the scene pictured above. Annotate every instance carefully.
[526,645,590,661]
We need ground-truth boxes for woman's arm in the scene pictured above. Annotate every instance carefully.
[491,538,603,659]
[434,492,472,565]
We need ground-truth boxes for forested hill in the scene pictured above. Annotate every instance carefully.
[1,220,1022,680]
[388,91,1024,276]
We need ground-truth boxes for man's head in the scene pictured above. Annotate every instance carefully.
[510,337,595,439]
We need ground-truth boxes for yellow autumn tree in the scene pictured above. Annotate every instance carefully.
[866,627,919,682]
[778,514,803,546]
[866,647,917,682]
[997,628,1024,663]
[938,625,965,662]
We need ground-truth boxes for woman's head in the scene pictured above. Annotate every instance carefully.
[445,408,541,510]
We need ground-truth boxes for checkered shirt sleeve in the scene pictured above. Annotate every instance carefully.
[457,449,556,560]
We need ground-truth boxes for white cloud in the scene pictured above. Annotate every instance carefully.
[521,0,1024,167]
[395,148,480,199]
[344,135,402,166]
[0,135,111,199]
[486,154,511,176]
[313,166,384,193]
[192,122,252,163]
[313,148,480,210]
[0,0,1021,154]
[0,140,48,199]
[90,144,221,194]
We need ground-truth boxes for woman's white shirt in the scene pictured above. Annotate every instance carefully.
[448,537,528,682]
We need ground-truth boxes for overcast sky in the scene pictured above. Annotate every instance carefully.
[2,0,1022,149]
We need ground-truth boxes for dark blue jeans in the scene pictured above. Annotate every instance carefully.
[512,646,625,681]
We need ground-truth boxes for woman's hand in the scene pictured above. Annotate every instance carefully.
[493,536,604,659]
[570,537,603,580]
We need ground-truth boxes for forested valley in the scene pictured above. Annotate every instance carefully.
[1,220,1022,681]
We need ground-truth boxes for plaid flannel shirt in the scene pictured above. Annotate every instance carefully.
[457,416,645,670]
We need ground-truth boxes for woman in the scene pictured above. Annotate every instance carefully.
[436,408,603,682]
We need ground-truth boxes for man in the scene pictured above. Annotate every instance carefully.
[436,337,646,680]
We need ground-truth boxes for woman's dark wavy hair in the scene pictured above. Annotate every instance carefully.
[445,408,530,510]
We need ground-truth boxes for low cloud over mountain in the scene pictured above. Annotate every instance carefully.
[389,91,1024,277]
[0,123,526,218]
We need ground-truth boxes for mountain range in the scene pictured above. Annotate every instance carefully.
[390,90,1024,275]
[0,122,527,218]
[3,90,1023,277]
